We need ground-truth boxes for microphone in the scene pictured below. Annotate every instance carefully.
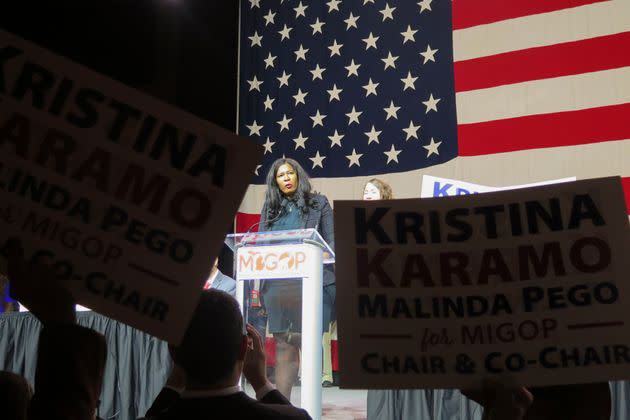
[239,200,287,246]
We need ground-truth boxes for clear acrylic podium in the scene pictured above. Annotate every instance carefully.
[225,229,335,420]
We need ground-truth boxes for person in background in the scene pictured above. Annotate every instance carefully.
[362,178,406,420]
[145,289,310,420]
[362,178,393,201]
[523,383,610,420]
[1,276,19,312]
[143,350,186,418]
[4,239,107,420]
[204,257,236,297]
[259,158,335,399]
[0,370,32,420]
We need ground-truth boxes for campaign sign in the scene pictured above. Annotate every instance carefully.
[0,30,263,343]
[421,175,576,198]
[334,177,630,389]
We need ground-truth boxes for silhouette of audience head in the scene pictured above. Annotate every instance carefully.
[525,383,611,420]
[0,370,32,420]
[172,289,246,387]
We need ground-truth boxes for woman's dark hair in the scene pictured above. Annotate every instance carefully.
[264,158,315,220]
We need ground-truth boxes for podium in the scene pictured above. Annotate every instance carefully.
[225,229,335,420]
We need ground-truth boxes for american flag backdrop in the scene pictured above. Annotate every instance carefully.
[237,0,630,229]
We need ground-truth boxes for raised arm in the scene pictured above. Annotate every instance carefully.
[5,239,107,420]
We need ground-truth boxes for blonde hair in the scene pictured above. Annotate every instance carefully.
[366,178,393,200]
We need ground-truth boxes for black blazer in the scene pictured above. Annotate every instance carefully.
[145,389,311,420]
[259,193,335,286]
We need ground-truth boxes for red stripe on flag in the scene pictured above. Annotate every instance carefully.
[454,32,630,92]
[622,177,630,214]
[235,212,261,233]
[458,103,630,155]
[452,0,609,30]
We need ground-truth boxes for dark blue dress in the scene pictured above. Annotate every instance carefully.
[264,200,306,333]
[259,195,336,334]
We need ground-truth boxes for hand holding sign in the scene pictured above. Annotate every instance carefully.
[3,238,76,325]
[462,379,533,420]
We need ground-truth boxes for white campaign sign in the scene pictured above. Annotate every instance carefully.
[0,30,262,343]
[421,175,576,198]
[334,177,630,389]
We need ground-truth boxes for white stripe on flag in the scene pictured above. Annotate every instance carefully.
[457,66,630,124]
[453,0,630,61]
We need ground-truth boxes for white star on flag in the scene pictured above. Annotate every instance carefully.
[364,125,382,144]
[384,100,401,120]
[328,130,344,147]
[381,51,399,70]
[418,0,433,13]
[328,39,343,57]
[263,10,276,26]
[362,32,379,50]
[310,64,326,80]
[294,2,308,18]
[346,106,363,125]
[401,25,418,44]
[263,137,275,154]
[246,120,263,136]
[401,71,418,91]
[248,31,263,47]
[345,59,361,77]
[326,0,341,13]
[277,114,292,131]
[327,84,343,102]
[420,44,438,64]
[346,148,363,167]
[293,132,308,149]
[422,93,441,113]
[310,18,325,34]
[249,0,260,9]
[263,52,277,69]
[423,137,442,156]
[277,71,291,87]
[247,76,263,92]
[293,88,308,106]
[294,44,309,61]
[309,151,326,169]
[380,3,396,21]
[402,120,421,140]
[344,13,360,30]
[384,144,402,164]
[310,110,327,127]
[263,95,275,111]
[362,78,379,97]
[278,25,292,41]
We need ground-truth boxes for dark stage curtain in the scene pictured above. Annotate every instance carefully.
[3,312,629,419]
[0,312,171,420]
[368,385,628,420]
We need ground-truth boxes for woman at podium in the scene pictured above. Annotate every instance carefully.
[259,158,335,400]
